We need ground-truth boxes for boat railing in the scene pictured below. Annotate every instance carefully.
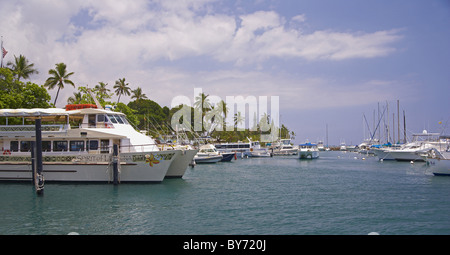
[0,124,68,132]
[118,143,161,153]
[74,122,114,129]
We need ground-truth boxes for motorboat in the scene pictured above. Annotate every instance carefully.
[194,144,223,163]
[384,131,448,162]
[423,149,450,176]
[0,105,187,182]
[271,139,298,156]
[299,142,319,159]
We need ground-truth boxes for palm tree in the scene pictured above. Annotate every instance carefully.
[67,92,83,104]
[7,54,39,81]
[44,63,75,106]
[218,100,229,128]
[94,82,110,100]
[113,78,131,104]
[131,87,147,101]
[234,112,244,130]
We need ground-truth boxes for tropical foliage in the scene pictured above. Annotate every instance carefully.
[1,54,293,143]
[113,78,131,104]
[44,62,75,106]
[6,54,39,81]
[0,68,51,124]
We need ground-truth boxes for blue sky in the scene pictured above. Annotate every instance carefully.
[1,0,449,145]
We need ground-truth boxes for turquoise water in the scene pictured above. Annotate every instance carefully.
[1,151,449,235]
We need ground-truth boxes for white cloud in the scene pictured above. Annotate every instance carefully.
[0,0,403,107]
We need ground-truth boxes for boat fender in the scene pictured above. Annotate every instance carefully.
[2,150,11,155]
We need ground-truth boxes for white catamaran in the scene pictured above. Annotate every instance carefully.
[0,105,196,182]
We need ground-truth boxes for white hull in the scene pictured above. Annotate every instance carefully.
[272,148,298,156]
[372,148,396,160]
[428,158,450,176]
[194,155,223,163]
[250,150,272,157]
[388,150,425,162]
[0,151,176,182]
[299,150,319,159]
[165,149,197,178]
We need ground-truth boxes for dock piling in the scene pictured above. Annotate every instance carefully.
[34,118,44,195]
[112,144,119,185]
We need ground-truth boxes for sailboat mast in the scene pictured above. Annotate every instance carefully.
[403,110,407,143]
[397,99,400,144]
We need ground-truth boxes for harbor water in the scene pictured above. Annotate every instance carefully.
[1,151,450,235]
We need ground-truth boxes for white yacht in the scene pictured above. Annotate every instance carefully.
[0,105,193,182]
[248,139,271,157]
[339,141,347,151]
[317,141,325,151]
[271,139,298,156]
[383,131,448,162]
[194,144,223,163]
[423,149,450,176]
[299,142,320,159]
[214,141,252,158]
[215,138,271,158]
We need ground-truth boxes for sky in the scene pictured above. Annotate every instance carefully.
[1,0,449,145]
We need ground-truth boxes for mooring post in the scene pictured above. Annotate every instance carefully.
[31,141,35,183]
[35,117,44,195]
[113,144,119,185]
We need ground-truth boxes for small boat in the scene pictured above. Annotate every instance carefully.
[339,141,347,151]
[271,139,298,156]
[248,139,271,157]
[299,142,319,159]
[423,149,450,176]
[194,144,223,163]
[220,152,236,162]
[387,131,447,162]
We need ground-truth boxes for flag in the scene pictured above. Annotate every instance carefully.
[2,47,7,58]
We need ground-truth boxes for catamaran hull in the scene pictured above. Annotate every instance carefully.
[165,149,197,178]
[388,151,425,162]
[299,150,319,159]
[272,149,298,156]
[428,158,450,176]
[0,151,176,182]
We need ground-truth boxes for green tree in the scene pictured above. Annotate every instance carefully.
[0,67,50,109]
[94,82,111,101]
[67,91,83,104]
[128,98,168,131]
[44,63,75,106]
[114,78,131,104]
[6,54,39,81]
[131,87,148,101]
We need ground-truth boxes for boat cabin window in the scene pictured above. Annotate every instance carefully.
[97,114,106,123]
[88,114,96,127]
[115,115,124,124]
[10,141,19,152]
[53,141,68,151]
[87,140,99,151]
[100,139,110,153]
[20,141,32,152]
[70,141,85,151]
[42,141,51,152]
[107,114,118,124]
